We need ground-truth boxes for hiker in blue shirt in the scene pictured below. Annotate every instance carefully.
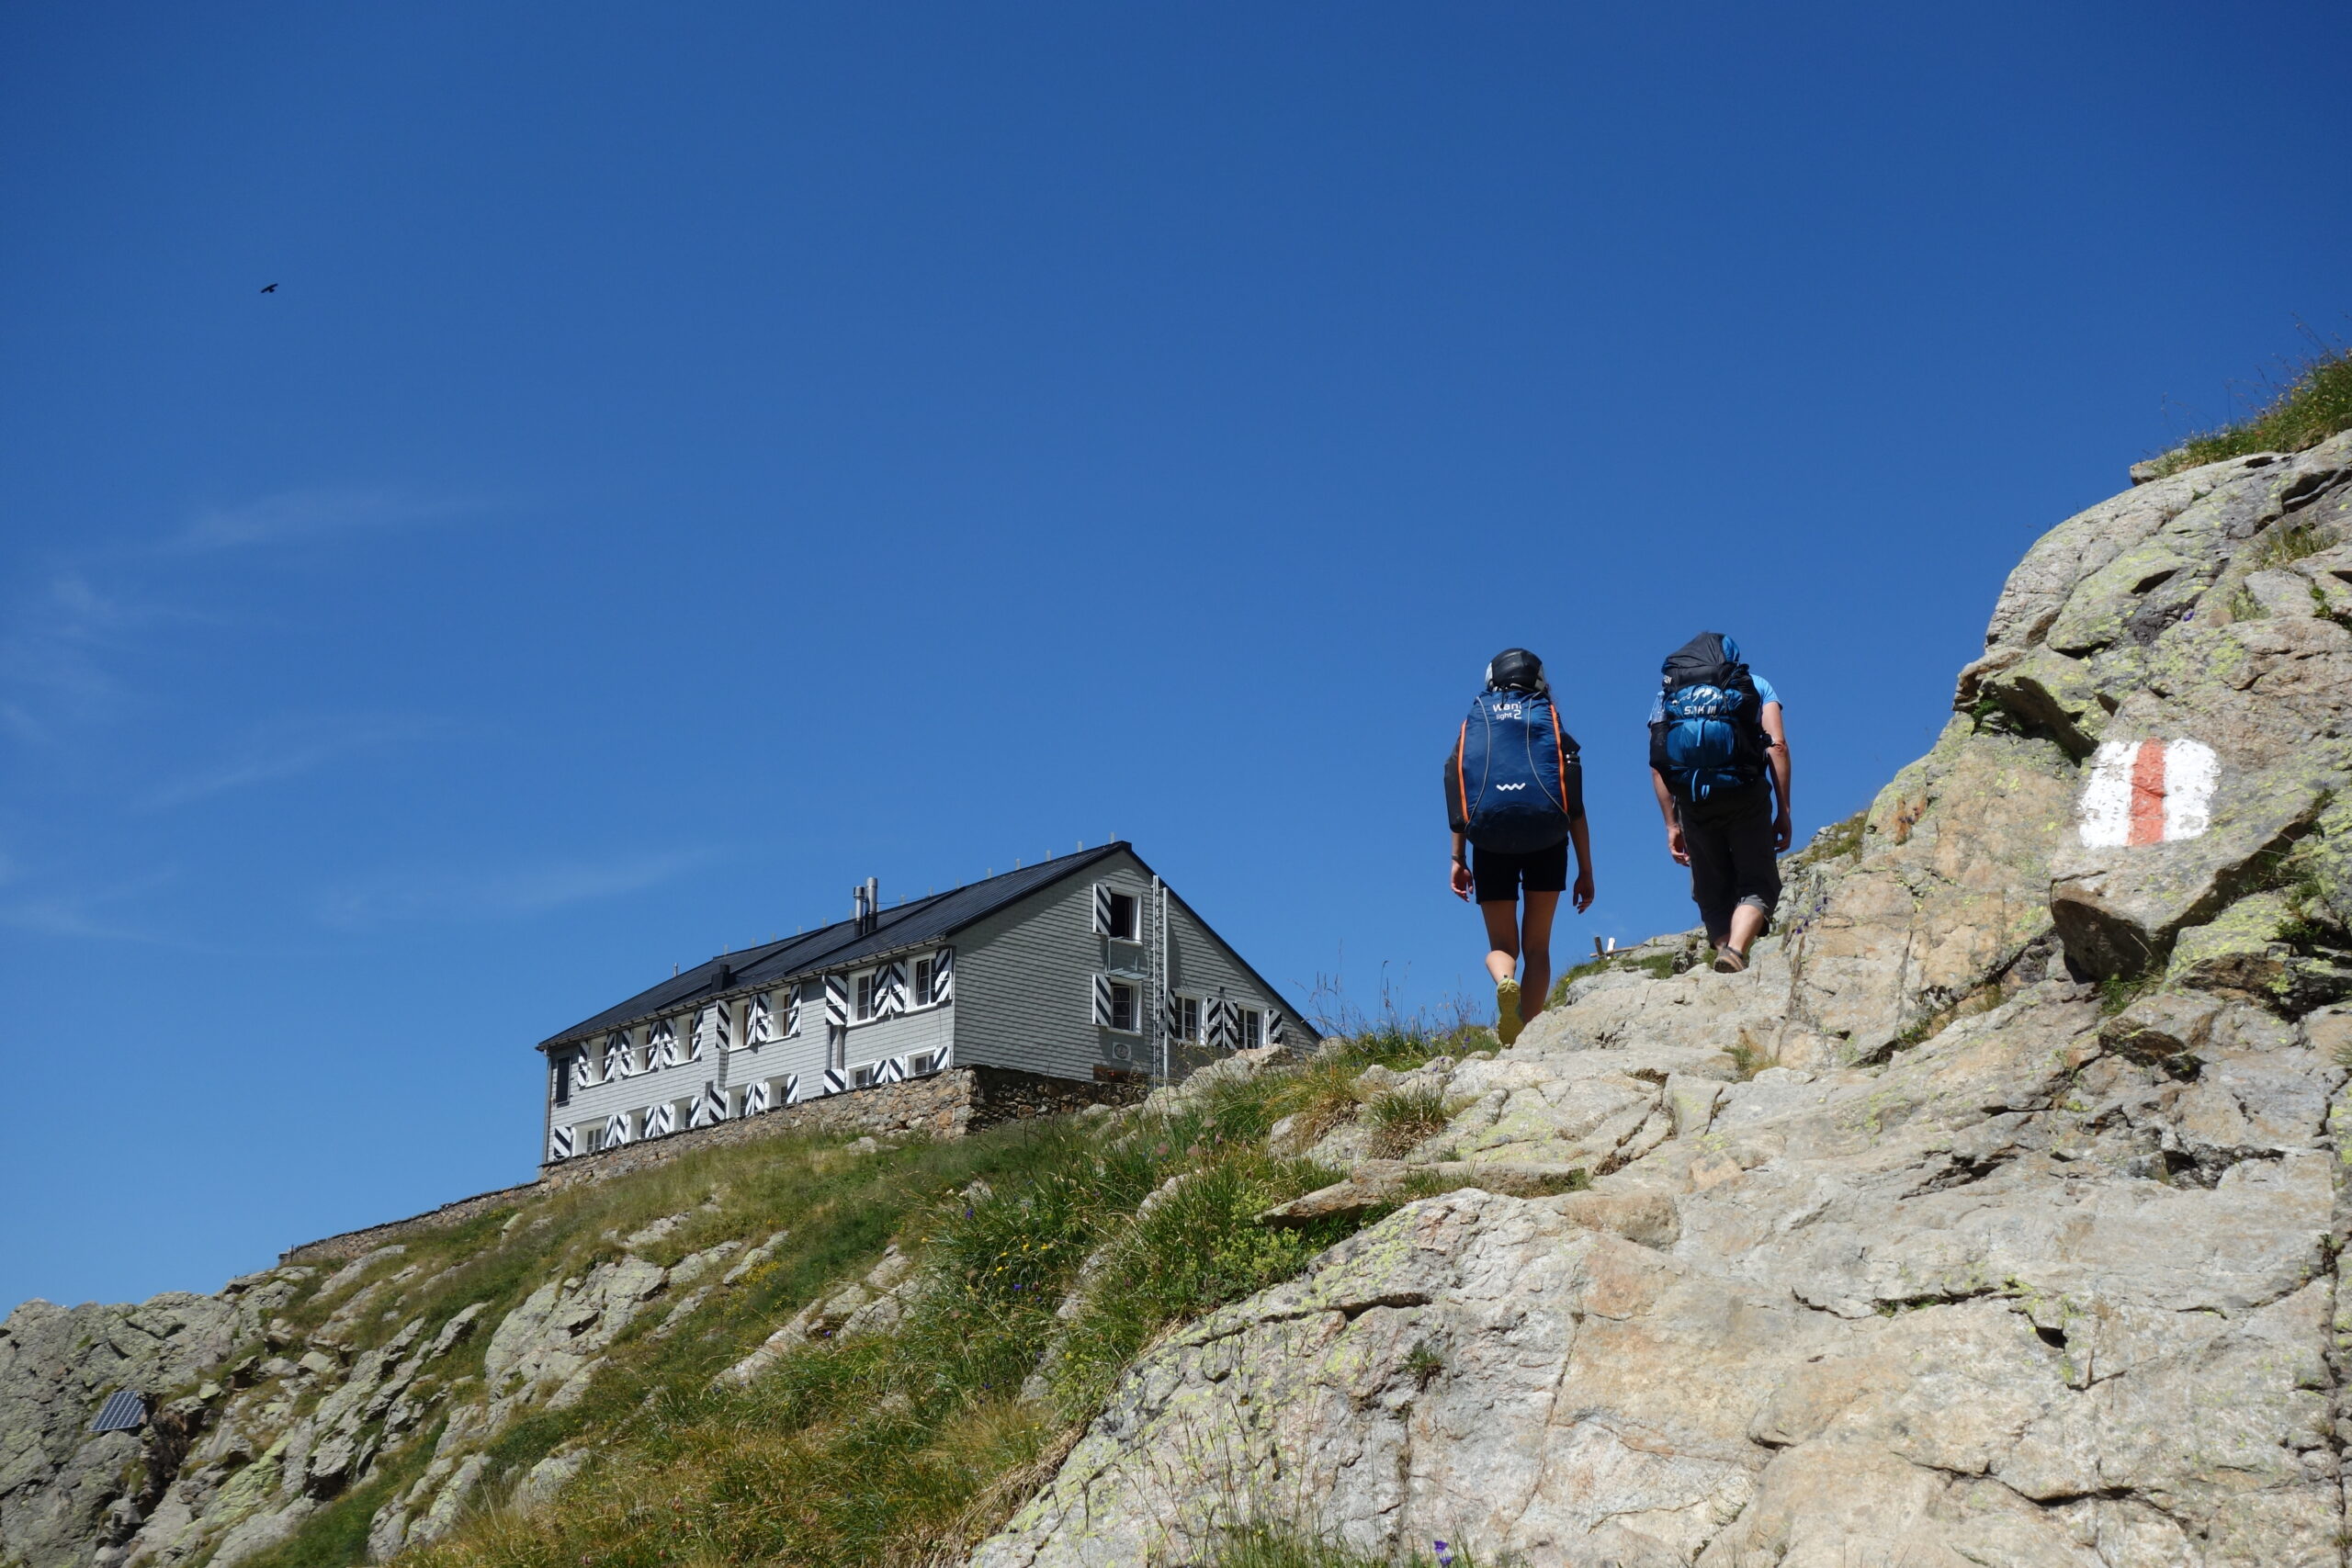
[1443,649,1596,1044]
[1646,633,1793,974]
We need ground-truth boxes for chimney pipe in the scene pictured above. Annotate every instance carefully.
[865,877,880,932]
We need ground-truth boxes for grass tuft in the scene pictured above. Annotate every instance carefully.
[1207,1523,1488,1568]
[2151,337,2352,476]
[1362,1088,1459,1159]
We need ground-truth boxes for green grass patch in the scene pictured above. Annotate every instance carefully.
[1206,1523,1491,1568]
[2099,970,2160,1016]
[2151,338,2352,476]
[399,1055,1404,1568]
[1362,1088,1459,1159]
[1789,809,1868,868]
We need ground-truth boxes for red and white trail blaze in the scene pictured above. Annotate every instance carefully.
[2077,738,2218,847]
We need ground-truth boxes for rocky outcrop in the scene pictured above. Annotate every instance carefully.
[0,1191,798,1568]
[0,1280,293,1568]
[974,439,2352,1565]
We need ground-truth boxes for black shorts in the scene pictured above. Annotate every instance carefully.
[1472,840,1567,904]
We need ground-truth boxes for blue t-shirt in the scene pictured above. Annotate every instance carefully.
[1647,673,1779,727]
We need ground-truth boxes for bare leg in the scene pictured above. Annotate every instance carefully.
[1727,902,1768,959]
[1519,891,1560,1015]
[1479,901,1521,983]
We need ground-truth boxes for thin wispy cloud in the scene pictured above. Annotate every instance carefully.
[2,486,502,745]
[165,489,499,554]
[0,869,187,944]
[318,849,713,927]
[0,573,177,739]
[139,715,449,809]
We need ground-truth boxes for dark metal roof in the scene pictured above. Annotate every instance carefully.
[538,844,1131,1050]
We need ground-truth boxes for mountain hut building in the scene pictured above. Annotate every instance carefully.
[536,842,1313,1167]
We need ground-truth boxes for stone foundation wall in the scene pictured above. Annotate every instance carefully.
[279,1066,1142,1264]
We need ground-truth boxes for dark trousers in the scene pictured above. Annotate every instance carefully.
[1680,783,1781,944]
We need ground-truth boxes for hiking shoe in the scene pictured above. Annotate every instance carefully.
[1713,947,1747,975]
[1495,977,1523,1045]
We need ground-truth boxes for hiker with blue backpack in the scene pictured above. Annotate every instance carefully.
[1443,649,1594,1045]
[1648,632,1792,974]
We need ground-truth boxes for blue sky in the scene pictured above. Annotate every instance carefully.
[3,0,2346,1309]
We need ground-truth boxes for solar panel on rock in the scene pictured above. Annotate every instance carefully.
[90,1390,146,1434]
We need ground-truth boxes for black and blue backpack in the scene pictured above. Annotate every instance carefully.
[1443,652,1583,853]
[1649,631,1769,803]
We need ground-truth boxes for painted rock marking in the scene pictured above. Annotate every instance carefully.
[2078,738,2216,847]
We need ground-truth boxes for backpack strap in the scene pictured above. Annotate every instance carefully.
[1547,703,1568,816]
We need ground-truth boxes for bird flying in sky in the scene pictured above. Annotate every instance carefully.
[259,283,277,293]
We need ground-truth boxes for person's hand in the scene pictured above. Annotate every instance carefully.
[1666,824,1690,866]
[1571,869,1595,913]
[1774,811,1794,853]
[1449,859,1474,901]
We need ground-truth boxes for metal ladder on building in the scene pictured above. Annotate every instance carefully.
[1149,875,1169,1085]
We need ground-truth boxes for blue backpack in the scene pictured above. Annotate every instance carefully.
[1444,687,1582,853]
[1649,632,1768,803]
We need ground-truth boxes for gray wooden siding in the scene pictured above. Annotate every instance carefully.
[841,1002,955,1071]
[1160,891,1306,1052]
[955,851,1309,1082]
[556,1010,729,1139]
[720,982,829,1101]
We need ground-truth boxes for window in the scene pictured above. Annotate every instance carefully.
[1110,983,1136,1033]
[1240,1010,1263,1050]
[905,1050,937,1077]
[851,1063,879,1089]
[1105,891,1138,941]
[855,973,876,1021]
[1170,995,1200,1043]
[912,957,934,1007]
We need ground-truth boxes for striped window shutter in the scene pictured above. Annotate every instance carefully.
[1091,973,1114,1027]
[691,1081,729,1127]
[604,1112,634,1147]
[569,1052,595,1099]
[690,1007,722,1060]
[878,961,908,1019]
[932,947,955,1003]
[784,988,804,1037]
[1092,884,1114,934]
[1268,1013,1287,1047]
[741,1079,772,1116]
[824,976,850,1028]
[605,1031,636,1080]
[548,1125,575,1162]
[746,994,774,1044]
[644,1102,676,1137]
[1206,997,1232,1051]
[650,1021,680,1068]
